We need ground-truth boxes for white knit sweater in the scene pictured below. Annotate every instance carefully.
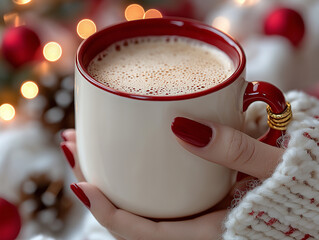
[224,91,319,240]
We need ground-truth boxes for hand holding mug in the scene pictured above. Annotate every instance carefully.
[61,123,284,240]
[75,18,290,219]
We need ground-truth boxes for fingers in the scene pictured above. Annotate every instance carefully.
[60,141,75,168]
[61,131,125,240]
[155,209,226,240]
[70,182,226,240]
[60,129,86,182]
[61,129,76,142]
[70,182,158,240]
[171,117,284,179]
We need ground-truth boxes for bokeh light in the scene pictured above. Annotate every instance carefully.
[12,0,32,5]
[34,61,50,76]
[234,0,246,5]
[3,12,23,27]
[0,104,16,121]
[234,0,260,6]
[21,81,39,99]
[77,19,96,39]
[43,42,62,62]
[144,9,163,19]
[212,16,231,34]
[125,4,145,21]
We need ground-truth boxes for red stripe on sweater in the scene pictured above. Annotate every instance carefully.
[266,218,278,226]
[285,226,296,236]
[301,234,311,240]
[256,211,264,218]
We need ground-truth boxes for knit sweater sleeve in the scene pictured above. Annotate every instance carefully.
[224,91,319,240]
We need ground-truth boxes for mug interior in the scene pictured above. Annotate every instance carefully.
[76,18,246,101]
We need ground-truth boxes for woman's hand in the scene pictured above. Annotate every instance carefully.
[170,117,284,180]
[60,117,284,240]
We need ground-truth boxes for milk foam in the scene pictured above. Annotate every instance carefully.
[88,36,235,96]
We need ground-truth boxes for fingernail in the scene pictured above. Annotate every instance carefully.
[60,142,75,168]
[70,183,91,208]
[61,131,67,141]
[171,117,213,147]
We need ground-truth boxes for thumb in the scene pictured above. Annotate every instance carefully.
[171,117,284,179]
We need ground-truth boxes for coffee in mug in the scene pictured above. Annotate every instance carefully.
[87,36,235,96]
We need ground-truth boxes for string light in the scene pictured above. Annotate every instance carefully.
[34,61,50,76]
[21,81,39,99]
[144,9,162,19]
[125,4,145,21]
[77,19,96,39]
[12,0,32,5]
[212,16,231,34]
[43,42,62,62]
[0,104,15,121]
[234,0,245,5]
[3,12,23,27]
[234,0,259,6]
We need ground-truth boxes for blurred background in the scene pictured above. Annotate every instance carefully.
[0,0,318,239]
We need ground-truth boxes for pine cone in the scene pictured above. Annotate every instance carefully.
[18,173,73,232]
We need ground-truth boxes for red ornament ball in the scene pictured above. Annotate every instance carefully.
[0,198,21,240]
[263,8,305,47]
[1,26,41,68]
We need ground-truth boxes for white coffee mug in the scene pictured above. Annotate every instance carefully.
[75,18,287,219]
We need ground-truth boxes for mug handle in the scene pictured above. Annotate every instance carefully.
[243,81,292,147]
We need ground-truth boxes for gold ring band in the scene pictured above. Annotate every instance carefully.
[266,102,292,130]
[266,102,292,119]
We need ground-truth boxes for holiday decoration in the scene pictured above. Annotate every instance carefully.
[77,19,97,39]
[0,197,21,240]
[38,74,75,134]
[1,26,41,68]
[20,81,39,99]
[263,7,305,47]
[124,3,163,21]
[123,0,195,19]
[19,173,73,232]
[42,42,62,63]
[125,4,145,21]
[0,103,16,121]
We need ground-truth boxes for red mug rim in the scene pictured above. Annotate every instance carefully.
[76,17,246,101]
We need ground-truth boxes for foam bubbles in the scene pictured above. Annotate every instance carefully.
[88,36,235,96]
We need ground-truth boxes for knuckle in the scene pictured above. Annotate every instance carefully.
[226,130,243,162]
[227,130,256,166]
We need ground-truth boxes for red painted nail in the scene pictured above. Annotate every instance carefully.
[61,131,67,141]
[70,183,91,208]
[60,143,75,168]
[171,117,213,147]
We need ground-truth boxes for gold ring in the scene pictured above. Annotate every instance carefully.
[266,102,292,130]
